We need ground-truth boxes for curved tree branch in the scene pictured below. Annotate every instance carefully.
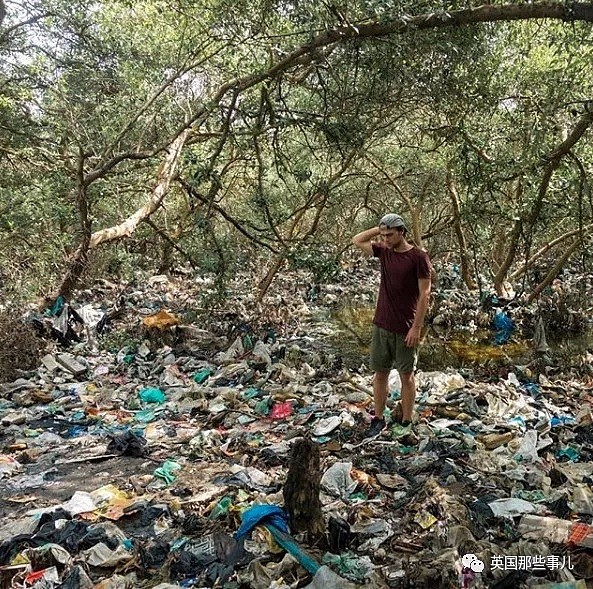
[89,130,190,249]
[178,177,279,254]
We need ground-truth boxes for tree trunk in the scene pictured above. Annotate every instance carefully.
[42,149,91,307]
[283,438,325,537]
[47,131,189,306]
[510,223,593,281]
[527,238,582,304]
[447,171,476,289]
[493,112,593,296]
[492,180,523,296]
[89,130,189,248]
[256,139,365,302]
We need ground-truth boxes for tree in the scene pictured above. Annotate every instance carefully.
[1,2,593,305]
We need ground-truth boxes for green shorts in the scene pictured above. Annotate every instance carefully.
[370,325,418,374]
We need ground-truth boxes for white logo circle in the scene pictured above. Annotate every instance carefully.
[461,553,485,572]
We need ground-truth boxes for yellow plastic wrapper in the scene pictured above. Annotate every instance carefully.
[142,310,180,329]
[414,511,438,529]
[90,484,137,520]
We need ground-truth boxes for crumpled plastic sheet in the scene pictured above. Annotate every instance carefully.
[352,519,394,551]
[485,391,536,423]
[82,542,133,567]
[303,565,359,589]
[487,498,540,518]
[320,462,357,499]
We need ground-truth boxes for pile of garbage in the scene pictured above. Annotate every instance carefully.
[0,271,592,588]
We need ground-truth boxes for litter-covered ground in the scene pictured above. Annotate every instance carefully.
[1,266,593,589]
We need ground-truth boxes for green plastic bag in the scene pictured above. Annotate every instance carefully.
[193,369,212,384]
[209,496,232,519]
[139,387,166,404]
[154,460,182,484]
[254,397,272,416]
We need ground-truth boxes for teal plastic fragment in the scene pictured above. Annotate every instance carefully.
[154,460,182,484]
[135,409,156,423]
[242,387,261,399]
[209,496,232,519]
[254,397,271,416]
[557,446,580,462]
[193,369,212,384]
[265,524,320,575]
[45,296,65,317]
[139,387,166,404]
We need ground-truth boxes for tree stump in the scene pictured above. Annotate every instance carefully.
[283,438,325,537]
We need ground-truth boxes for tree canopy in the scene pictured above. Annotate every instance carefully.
[1,1,592,304]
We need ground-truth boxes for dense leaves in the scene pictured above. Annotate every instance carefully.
[0,1,592,303]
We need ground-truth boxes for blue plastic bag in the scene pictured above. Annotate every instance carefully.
[234,504,289,539]
[139,387,166,404]
[493,311,514,344]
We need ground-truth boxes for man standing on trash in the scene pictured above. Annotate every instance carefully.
[352,214,432,438]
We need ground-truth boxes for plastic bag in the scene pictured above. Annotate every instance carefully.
[154,460,182,484]
[513,430,539,462]
[139,387,166,404]
[270,401,293,420]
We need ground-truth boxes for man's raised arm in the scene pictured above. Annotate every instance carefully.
[352,226,380,256]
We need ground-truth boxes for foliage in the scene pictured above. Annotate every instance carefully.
[0,1,592,303]
[287,245,341,283]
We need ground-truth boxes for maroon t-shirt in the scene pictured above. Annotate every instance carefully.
[372,243,431,334]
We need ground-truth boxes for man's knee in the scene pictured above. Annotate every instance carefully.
[374,371,389,383]
[399,371,415,386]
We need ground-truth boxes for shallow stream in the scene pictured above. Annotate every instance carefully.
[323,305,593,373]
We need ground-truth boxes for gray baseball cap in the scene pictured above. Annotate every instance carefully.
[379,213,407,230]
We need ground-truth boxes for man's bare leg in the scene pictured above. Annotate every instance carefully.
[373,371,389,419]
[399,371,416,423]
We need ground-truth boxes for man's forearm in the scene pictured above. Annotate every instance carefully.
[352,226,380,255]
[412,292,430,329]
[352,226,380,245]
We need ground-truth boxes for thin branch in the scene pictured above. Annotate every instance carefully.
[510,223,593,280]
[178,177,279,254]
[0,12,50,42]
[144,218,197,270]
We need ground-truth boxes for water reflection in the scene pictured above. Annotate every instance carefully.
[326,305,592,371]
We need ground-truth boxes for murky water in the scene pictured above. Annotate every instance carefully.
[322,306,593,372]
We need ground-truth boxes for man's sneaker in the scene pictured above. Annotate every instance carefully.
[391,422,418,445]
[364,417,386,439]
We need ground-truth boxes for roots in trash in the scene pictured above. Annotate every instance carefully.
[0,311,44,382]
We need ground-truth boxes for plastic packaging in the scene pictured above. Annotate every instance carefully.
[192,369,211,384]
[154,460,182,484]
[570,485,593,515]
[270,401,293,420]
[320,462,357,499]
[209,496,232,519]
[557,446,580,462]
[487,498,538,517]
[139,387,166,404]
[513,430,539,462]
